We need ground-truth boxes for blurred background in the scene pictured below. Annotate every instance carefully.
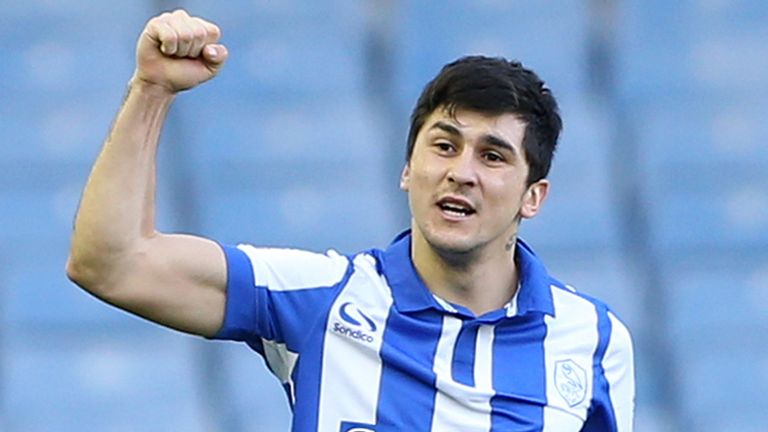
[1,0,767,430]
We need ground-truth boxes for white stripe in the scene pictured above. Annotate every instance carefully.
[541,406,584,430]
[431,318,494,432]
[317,254,393,432]
[432,317,461,376]
[505,282,521,317]
[261,339,299,405]
[237,245,349,291]
[433,295,458,313]
[474,325,495,391]
[542,285,599,431]
[605,312,635,431]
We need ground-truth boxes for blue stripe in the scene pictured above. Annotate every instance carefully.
[375,310,443,430]
[451,321,478,386]
[582,304,617,431]
[212,245,259,341]
[267,285,346,351]
[490,314,548,431]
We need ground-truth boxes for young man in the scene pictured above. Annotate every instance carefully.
[67,9,634,432]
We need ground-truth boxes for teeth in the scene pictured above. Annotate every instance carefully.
[441,203,471,215]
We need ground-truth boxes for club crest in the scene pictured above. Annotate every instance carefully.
[554,359,587,407]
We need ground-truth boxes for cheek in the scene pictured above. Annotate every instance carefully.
[488,176,527,206]
[409,160,440,187]
[408,172,431,202]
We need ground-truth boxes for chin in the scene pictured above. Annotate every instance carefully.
[423,230,480,256]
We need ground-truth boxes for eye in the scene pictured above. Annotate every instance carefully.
[483,151,505,163]
[435,141,455,153]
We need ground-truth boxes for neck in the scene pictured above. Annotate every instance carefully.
[411,229,519,316]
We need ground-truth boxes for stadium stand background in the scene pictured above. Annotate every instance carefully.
[1,0,766,430]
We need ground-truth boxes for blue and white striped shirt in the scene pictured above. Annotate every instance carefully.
[214,231,635,431]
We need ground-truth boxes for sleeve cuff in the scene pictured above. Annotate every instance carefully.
[210,244,258,341]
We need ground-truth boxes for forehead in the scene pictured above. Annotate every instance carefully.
[420,107,527,149]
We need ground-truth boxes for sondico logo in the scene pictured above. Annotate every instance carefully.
[332,302,377,343]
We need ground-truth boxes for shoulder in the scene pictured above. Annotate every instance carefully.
[229,244,354,290]
[546,277,634,349]
[224,242,390,289]
[548,277,627,319]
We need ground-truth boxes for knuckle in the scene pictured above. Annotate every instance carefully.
[193,27,207,40]
[208,24,221,39]
[147,16,165,31]
[159,27,177,43]
[164,37,178,48]
[177,31,193,43]
[191,18,211,37]
[145,20,159,34]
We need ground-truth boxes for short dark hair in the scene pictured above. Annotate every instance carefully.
[406,56,562,185]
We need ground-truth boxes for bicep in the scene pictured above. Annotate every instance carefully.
[103,233,228,337]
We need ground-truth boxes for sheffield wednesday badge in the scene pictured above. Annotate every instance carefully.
[554,359,587,407]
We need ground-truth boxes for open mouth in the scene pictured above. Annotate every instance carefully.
[437,198,476,218]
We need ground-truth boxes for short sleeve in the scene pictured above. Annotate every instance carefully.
[210,243,352,349]
[582,310,636,432]
[602,312,635,431]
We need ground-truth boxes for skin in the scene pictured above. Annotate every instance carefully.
[67,10,230,337]
[402,108,549,316]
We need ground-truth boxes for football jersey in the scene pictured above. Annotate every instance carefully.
[213,230,634,431]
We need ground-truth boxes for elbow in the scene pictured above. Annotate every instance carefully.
[66,253,97,292]
[66,241,147,303]
[66,250,114,298]
[67,236,154,302]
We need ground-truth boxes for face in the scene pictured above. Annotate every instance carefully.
[401,107,549,257]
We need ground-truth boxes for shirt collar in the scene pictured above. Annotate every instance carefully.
[514,237,556,316]
[379,230,439,313]
[379,230,555,317]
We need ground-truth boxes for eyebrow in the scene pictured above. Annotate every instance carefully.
[429,121,517,155]
[430,121,462,137]
[483,134,516,156]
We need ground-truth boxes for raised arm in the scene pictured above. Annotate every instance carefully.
[67,10,230,337]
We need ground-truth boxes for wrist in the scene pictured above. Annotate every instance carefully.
[128,74,178,100]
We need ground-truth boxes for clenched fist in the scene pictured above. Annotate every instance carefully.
[133,9,228,93]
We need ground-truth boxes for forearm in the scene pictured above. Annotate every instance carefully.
[68,79,175,286]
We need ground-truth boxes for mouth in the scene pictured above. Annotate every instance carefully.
[436,197,476,218]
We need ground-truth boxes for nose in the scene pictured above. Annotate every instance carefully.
[446,150,477,187]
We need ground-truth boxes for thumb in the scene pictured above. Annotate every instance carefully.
[202,44,228,67]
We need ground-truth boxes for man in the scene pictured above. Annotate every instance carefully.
[67,9,634,432]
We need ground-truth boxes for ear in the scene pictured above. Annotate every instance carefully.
[399,164,411,191]
[520,179,549,219]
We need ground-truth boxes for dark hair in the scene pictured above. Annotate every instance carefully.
[406,56,562,185]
